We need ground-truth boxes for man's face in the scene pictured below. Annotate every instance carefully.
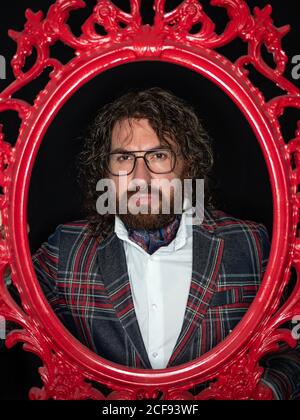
[108,118,186,230]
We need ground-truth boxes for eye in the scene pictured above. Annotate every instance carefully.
[150,151,169,160]
[117,154,134,162]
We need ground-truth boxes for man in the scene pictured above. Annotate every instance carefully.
[30,87,299,399]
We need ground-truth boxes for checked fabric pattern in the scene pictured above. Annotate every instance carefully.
[31,208,300,399]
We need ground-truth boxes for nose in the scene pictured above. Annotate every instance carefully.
[132,155,152,183]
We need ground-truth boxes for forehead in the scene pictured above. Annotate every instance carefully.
[111,117,176,150]
[111,118,156,143]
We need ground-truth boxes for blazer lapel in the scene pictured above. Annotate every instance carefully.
[167,213,225,368]
[97,232,152,369]
[97,207,224,370]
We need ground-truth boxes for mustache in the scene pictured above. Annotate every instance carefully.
[125,185,162,198]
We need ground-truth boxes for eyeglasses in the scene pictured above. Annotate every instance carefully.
[107,148,179,176]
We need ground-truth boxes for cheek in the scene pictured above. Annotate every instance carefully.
[153,174,181,196]
[174,158,185,175]
[111,176,129,197]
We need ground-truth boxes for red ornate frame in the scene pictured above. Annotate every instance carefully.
[0,0,300,400]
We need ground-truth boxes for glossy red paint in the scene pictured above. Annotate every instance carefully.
[0,0,299,400]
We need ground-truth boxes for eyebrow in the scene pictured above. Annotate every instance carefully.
[110,145,168,154]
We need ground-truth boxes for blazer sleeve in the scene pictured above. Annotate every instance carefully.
[31,225,92,346]
[256,224,300,400]
[31,224,64,318]
[1,225,63,348]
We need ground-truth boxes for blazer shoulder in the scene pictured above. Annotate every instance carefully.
[59,219,90,234]
[49,219,92,247]
[209,210,269,237]
[55,219,116,248]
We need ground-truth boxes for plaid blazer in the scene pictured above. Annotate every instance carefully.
[32,209,300,399]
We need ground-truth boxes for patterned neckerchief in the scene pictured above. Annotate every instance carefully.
[126,215,182,255]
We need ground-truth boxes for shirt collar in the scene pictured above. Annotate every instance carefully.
[114,197,193,253]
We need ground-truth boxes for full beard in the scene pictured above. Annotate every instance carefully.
[116,180,187,230]
[117,191,179,230]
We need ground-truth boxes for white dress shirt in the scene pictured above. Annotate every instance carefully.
[114,203,193,369]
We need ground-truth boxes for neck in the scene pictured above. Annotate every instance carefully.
[126,214,182,254]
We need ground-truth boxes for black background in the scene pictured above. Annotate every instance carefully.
[0,0,299,399]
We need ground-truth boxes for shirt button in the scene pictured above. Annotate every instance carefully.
[151,303,157,310]
[152,352,158,358]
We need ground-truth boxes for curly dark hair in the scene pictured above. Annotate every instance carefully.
[77,87,216,240]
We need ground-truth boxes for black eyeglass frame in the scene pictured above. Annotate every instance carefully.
[106,148,180,176]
